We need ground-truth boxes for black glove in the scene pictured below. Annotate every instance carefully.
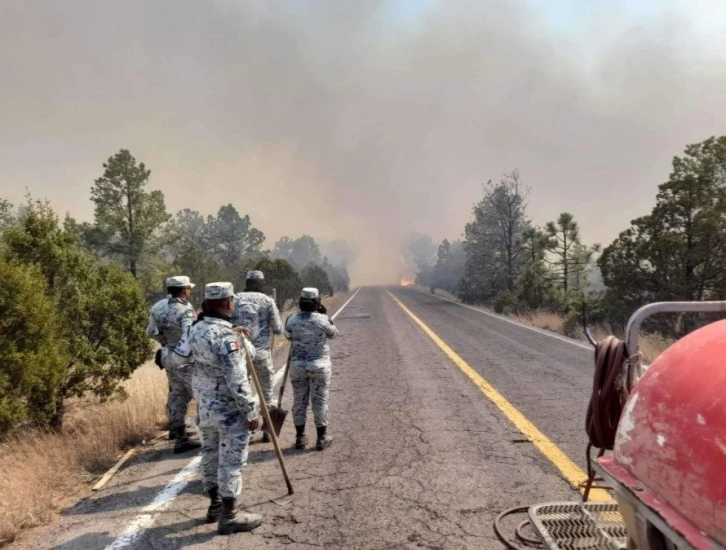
[154,348,164,370]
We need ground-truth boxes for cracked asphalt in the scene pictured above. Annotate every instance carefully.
[24,286,595,549]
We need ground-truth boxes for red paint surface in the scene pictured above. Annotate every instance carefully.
[599,457,718,549]
[613,320,726,544]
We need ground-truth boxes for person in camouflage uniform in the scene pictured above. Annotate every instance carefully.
[285,287,339,451]
[232,270,283,443]
[147,275,201,454]
[190,282,263,535]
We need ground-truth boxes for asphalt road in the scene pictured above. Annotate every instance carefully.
[25,286,596,550]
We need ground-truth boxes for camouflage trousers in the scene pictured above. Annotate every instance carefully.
[165,365,193,429]
[199,412,250,499]
[250,354,274,406]
[290,364,331,428]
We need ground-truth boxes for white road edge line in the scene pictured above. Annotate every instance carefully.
[271,286,362,387]
[106,287,364,549]
[407,287,592,351]
[103,456,202,550]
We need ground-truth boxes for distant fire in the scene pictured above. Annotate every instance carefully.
[400,279,414,287]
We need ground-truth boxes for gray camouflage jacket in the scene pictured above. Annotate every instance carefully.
[147,297,196,348]
[231,291,283,359]
[285,312,339,369]
[189,317,258,424]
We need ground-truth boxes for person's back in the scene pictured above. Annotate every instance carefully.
[233,291,279,351]
[190,317,251,411]
[150,297,195,348]
[286,311,338,366]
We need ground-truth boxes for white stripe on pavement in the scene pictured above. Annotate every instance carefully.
[331,287,362,321]
[103,456,202,550]
[104,287,363,548]
[408,287,592,351]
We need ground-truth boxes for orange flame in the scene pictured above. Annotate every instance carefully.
[399,279,414,287]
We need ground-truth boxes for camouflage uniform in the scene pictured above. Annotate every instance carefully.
[190,316,258,499]
[147,297,196,429]
[285,311,339,427]
[232,290,283,405]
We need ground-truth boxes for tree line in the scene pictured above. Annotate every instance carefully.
[0,149,352,435]
[406,136,726,336]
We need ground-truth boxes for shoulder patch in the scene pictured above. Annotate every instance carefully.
[225,341,240,354]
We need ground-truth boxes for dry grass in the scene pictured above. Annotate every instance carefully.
[0,364,167,547]
[512,311,565,334]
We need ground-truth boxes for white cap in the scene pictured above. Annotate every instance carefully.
[246,270,264,280]
[166,275,195,288]
[205,282,234,300]
[301,287,319,299]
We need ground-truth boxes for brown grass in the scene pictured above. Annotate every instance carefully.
[0,364,167,547]
[1,291,348,546]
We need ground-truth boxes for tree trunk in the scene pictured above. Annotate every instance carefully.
[48,391,66,431]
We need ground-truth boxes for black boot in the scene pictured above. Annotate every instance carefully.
[295,424,307,450]
[218,498,262,535]
[168,429,176,440]
[205,487,222,524]
[173,426,201,454]
[316,426,333,451]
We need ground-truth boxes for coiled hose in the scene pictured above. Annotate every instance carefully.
[494,335,631,547]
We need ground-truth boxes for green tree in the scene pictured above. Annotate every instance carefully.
[546,213,586,294]
[0,199,15,229]
[273,235,322,270]
[163,209,223,305]
[300,263,334,297]
[459,172,529,303]
[90,149,171,277]
[321,257,350,293]
[3,199,152,428]
[252,257,302,311]
[600,136,726,330]
[432,239,464,293]
[518,227,551,308]
[0,257,68,434]
[205,204,265,267]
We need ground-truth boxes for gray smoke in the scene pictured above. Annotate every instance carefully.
[2,0,726,283]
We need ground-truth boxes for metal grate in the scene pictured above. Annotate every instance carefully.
[529,502,628,550]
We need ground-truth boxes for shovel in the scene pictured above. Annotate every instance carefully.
[243,343,294,505]
[268,344,292,436]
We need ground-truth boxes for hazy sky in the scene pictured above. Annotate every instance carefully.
[2,0,726,283]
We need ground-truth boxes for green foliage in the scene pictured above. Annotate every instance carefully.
[2,198,152,430]
[0,258,68,433]
[273,235,322,270]
[432,239,465,293]
[300,263,334,297]
[205,204,265,267]
[89,149,171,276]
[599,136,726,333]
[459,173,530,303]
[545,213,591,293]
[493,291,522,315]
[0,199,16,229]
[322,257,350,293]
[252,257,302,310]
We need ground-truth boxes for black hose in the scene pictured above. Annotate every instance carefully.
[494,507,542,550]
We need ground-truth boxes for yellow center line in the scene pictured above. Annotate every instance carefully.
[387,289,609,501]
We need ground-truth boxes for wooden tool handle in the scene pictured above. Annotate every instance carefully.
[277,345,293,409]
[244,344,294,495]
